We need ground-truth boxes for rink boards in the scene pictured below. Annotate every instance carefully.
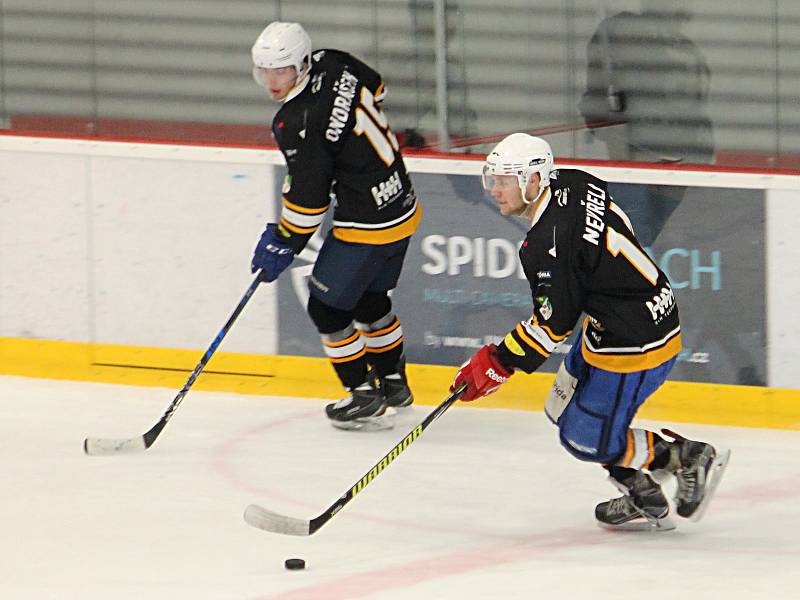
[1,134,799,429]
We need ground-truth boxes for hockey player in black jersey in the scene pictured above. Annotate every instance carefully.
[249,22,420,431]
[451,133,729,530]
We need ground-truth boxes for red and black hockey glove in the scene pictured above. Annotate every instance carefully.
[450,344,513,402]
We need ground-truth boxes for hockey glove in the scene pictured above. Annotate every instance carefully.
[251,223,295,282]
[450,344,513,402]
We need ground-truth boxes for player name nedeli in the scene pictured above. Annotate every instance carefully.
[582,182,606,246]
[350,425,424,496]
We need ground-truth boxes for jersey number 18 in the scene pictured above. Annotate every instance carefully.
[353,87,400,167]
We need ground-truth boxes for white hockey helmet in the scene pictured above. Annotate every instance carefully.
[482,133,554,203]
[251,22,312,86]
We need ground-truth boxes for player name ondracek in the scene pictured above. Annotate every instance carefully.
[326,70,359,142]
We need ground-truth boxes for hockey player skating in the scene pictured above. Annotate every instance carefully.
[249,22,420,430]
[451,133,729,530]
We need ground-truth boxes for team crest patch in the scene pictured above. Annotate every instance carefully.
[536,295,553,320]
[282,175,292,194]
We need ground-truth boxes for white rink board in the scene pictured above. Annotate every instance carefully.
[0,136,280,354]
[1,135,799,385]
[0,147,90,340]
[88,154,277,353]
[766,188,800,388]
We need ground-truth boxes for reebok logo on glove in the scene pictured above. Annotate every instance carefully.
[484,368,509,384]
[450,344,513,402]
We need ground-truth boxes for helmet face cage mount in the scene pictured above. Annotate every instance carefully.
[482,134,554,204]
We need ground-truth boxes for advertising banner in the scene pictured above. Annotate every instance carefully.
[612,183,765,385]
[276,166,766,386]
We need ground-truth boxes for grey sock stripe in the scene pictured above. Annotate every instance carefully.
[321,323,358,344]
[357,312,396,333]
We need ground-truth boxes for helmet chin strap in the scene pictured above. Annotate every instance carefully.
[519,172,543,205]
[282,65,310,102]
[518,183,549,218]
[519,174,533,205]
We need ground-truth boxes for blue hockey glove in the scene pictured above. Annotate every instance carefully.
[251,223,295,282]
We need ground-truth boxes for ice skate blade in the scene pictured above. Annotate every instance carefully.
[688,448,731,522]
[598,515,676,532]
[329,410,395,432]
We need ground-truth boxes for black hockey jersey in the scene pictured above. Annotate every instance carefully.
[271,49,421,253]
[496,168,681,374]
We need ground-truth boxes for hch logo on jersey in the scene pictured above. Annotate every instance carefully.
[582,182,606,246]
[646,284,676,324]
[371,171,403,209]
[326,69,359,142]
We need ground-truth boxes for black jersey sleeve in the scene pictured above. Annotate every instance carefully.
[496,273,584,374]
[272,100,334,254]
[496,192,586,374]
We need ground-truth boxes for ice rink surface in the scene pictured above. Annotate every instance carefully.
[3,375,799,600]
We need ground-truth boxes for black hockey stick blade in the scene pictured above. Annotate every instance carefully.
[83,274,263,456]
[243,384,467,536]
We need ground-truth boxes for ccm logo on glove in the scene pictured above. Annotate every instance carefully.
[450,344,513,402]
[265,242,292,255]
[251,223,295,282]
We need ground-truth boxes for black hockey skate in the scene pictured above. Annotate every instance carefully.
[662,428,731,521]
[325,382,393,431]
[379,356,414,409]
[595,470,675,532]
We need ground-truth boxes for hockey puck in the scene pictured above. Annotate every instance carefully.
[284,558,306,570]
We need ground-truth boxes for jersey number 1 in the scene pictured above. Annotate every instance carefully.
[354,87,399,166]
[606,226,659,285]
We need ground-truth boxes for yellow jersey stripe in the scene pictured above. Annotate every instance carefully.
[529,315,570,343]
[581,333,683,373]
[283,197,330,215]
[515,324,550,358]
[280,217,319,235]
[333,203,421,245]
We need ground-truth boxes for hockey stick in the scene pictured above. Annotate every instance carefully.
[244,383,468,536]
[83,273,264,455]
